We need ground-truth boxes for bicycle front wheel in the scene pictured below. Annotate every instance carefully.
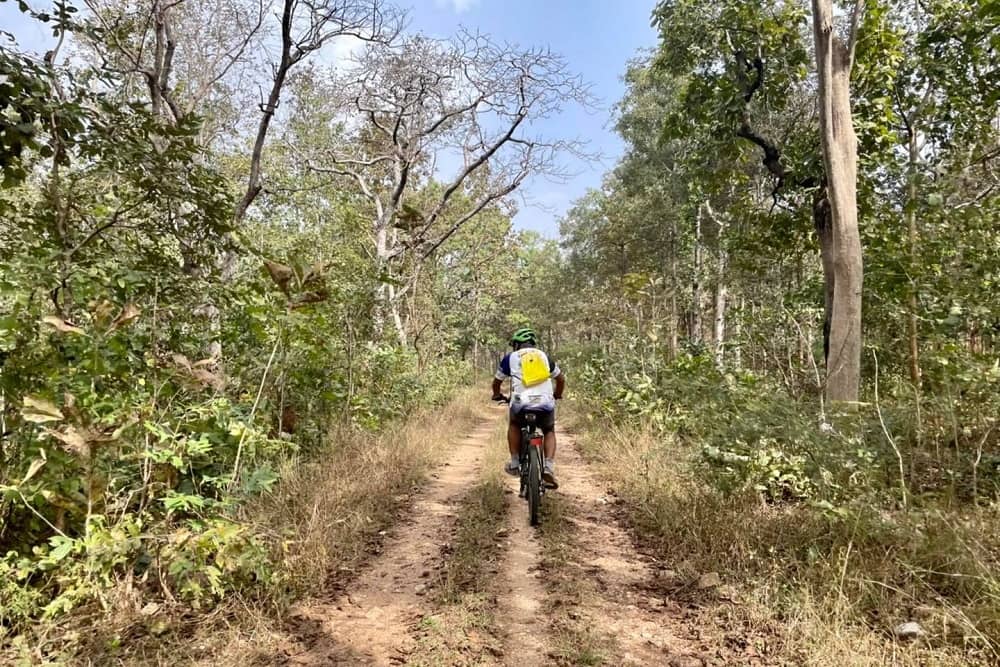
[528,444,542,527]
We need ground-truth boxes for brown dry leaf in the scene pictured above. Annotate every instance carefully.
[110,416,139,440]
[92,299,116,327]
[41,316,86,336]
[109,303,141,332]
[62,392,82,421]
[139,602,160,616]
[191,368,225,391]
[171,353,193,371]
[302,261,328,287]
[44,425,89,455]
[22,396,64,423]
[264,260,294,295]
[21,456,46,484]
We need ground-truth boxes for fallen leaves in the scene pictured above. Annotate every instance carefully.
[21,396,65,423]
[109,303,141,332]
[41,316,86,336]
[170,353,224,390]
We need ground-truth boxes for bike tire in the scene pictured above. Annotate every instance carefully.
[528,444,542,527]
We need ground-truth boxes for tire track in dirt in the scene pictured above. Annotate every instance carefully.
[550,429,705,667]
[274,415,498,666]
[496,475,549,666]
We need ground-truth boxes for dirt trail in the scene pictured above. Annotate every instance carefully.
[276,417,497,666]
[546,430,705,666]
[495,477,548,665]
[271,415,707,667]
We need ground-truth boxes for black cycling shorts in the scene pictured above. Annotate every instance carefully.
[510,408,556,434]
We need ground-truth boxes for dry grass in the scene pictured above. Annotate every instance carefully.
[537,496,620,666]
[408,417,508,666]
[258,386,482,598]
[564,400,999,667]
[14,388,488,666]
[434,424,508,604]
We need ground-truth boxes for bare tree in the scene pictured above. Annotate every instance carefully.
[82,0,400,223]
[82,0,401,362]
[812,0,864,403]
[235,0,401,224]
[303,31,593,343]
[83,0,268,137]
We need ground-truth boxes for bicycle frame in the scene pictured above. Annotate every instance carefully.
[518,413,545,499]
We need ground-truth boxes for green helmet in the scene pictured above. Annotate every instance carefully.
[510,327,537,346]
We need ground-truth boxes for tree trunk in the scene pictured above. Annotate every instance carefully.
[906,128,921,386]
[705,203,727,368]
[814,190,835,362]
[388,283,407,346]
[373,227,389,340]
[713,279,727,366]
[733,297,743,369]
[668,218,679,358]
[372,217,402,343]
[812,0,864,403]
[714,250,728,368]
[692,206,704,346]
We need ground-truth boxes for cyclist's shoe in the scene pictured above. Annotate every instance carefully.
[542,468,559,489]
[504,460,520,477]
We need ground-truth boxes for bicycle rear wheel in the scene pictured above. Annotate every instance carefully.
[528,444,542,526]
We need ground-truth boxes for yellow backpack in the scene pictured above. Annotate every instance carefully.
[519,349,551,387]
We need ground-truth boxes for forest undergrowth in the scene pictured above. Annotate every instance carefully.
[567,354,1000,666]
[2,387,485,665]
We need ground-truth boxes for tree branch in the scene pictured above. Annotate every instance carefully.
[847,0,865,73]
[420,172,527,260]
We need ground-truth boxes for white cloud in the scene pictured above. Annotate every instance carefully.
[435,0,479,13]
[330,35,365,64]
[315,34,366,74]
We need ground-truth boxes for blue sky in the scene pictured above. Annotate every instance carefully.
[406,0,658,236]
[1,1,658,237]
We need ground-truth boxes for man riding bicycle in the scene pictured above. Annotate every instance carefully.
[491,327,565,489]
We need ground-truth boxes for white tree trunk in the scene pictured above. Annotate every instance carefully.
[713,248,728,368]
[389,282,407,346]
[692,206,704,345]
[704,202,728,368]
[906,127,921,386]
[812,0,864,403]
[373,220,390,339]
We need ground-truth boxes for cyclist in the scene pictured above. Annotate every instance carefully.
[491,327,565,489]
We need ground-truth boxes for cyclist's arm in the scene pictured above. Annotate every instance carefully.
[554,373,566,400]
[493,354,511,400]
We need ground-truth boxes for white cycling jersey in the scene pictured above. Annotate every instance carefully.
[495,347,561,413]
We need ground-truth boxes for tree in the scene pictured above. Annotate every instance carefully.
[235,0,401,224]
[811,0,865,403]
[82,0,267,137]
[301,32,592,343]
[80,0,400,224]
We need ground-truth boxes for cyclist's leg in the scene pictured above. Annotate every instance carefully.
[540,410,558,488]
[504,409,521,475]
[543,430,556,462]
[539,409,556,460]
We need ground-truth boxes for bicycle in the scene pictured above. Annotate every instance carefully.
[495,396,547,527]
